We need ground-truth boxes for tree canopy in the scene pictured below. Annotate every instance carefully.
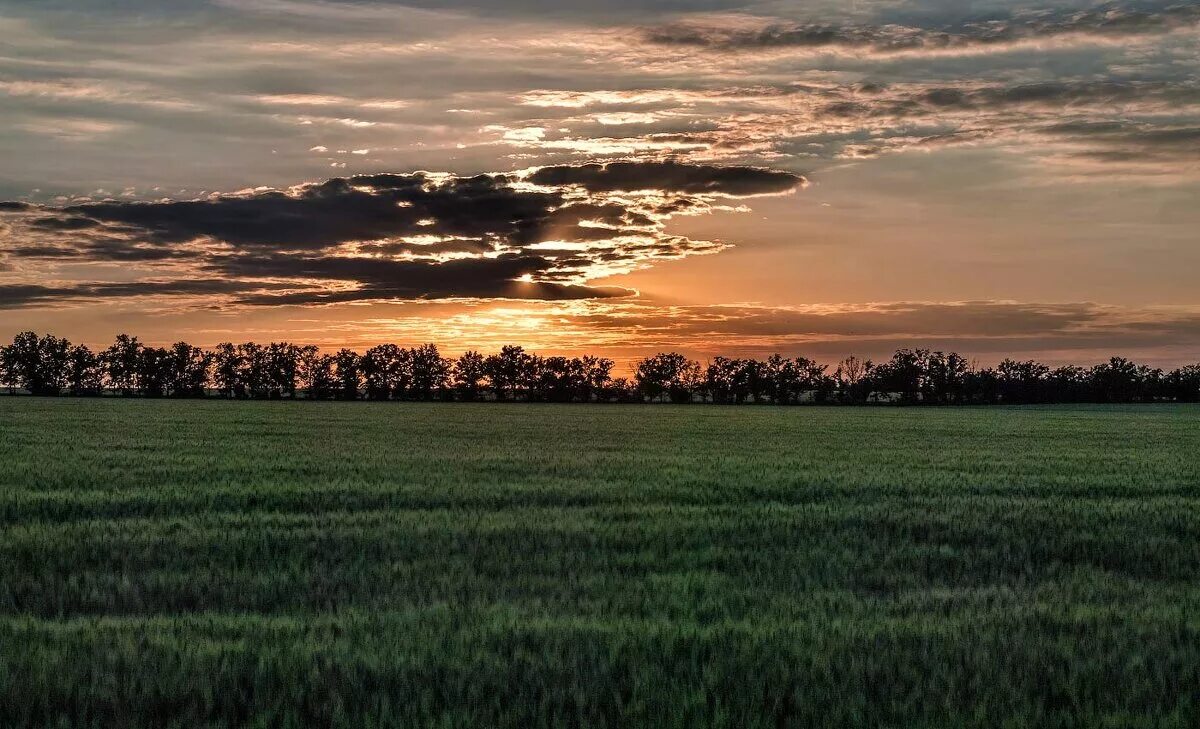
[2,332,1198,405]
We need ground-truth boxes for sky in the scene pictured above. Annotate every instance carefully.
[2,0,1199,368]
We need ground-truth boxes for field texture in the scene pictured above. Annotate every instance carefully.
[1,399,1199,728]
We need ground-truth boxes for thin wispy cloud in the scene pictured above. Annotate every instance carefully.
[644,4,1200,57]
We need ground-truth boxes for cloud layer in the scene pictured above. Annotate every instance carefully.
[281,298,1200,367]
[1,161,804,308]
[645,4,1200,56]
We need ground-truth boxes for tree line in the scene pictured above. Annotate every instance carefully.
[2,331,1199,404]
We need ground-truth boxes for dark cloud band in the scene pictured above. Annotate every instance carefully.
[0,161,804,308]
[644,4,1200,55]
[528,161,804,195]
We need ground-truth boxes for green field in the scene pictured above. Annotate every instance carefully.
[1,399,1199,727]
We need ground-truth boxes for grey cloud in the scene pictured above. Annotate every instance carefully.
[0,279,293,309]
[29,216,102,231]
[1041,121,1200,161]
[552,300,1200,362]
[50,162,793,254]
[232,281,629,307]
[528,160,805,195]
[0,162,794,307]
[66,174,559,250]
[357,239,495,257]
[213,0,756,22]
[717,78,1200,170]
[210,250,634,304]
[644,4,1200,55]
[576,301,1105,339]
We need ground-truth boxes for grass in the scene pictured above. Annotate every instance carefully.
[1,398,1199,728]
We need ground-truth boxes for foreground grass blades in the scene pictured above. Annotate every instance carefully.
[2,399,1199,727]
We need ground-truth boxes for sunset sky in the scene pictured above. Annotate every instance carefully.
[2,0,1199,368]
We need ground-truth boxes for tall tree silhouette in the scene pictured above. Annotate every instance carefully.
[334,349,361,400]
[580,356,615,403]
[211,343,244,398]
[136,347,172,397]
[636,353,701,403]
[65,344,104,397]
[297,346,333,400]
[166,343,213,398]
[4,332,70,396]
[102,334,143,397]
[452,351,486,401]
[486,345,535,402]
[1166,365,1200,403]
[410,344,450,401]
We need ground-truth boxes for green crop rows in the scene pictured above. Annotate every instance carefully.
[2,398,1198,727]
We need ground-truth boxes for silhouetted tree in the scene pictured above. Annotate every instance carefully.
[486,345,536,401]
[963,366,1000,405]
[409,344,451,400]
[300,350,337,400]
[236,343,271,399]
[6,329,1200,407]
[580,356,614,403]
[334,349,361,400]
[4,332,70,395]
[294,345,325,398]
[66,344,104,396]
[531,356,587,402]
[1090,357,1160,403]
[264,343,302,399]
[0,342,14,394]
[705,357,780,404]
[102,334,143,396]
[1047,365,1089,403]
[635,352,701,403]
[603,377,639,403]
[361,344,407,400]
[166,342,212,397]
[924,351,970,404]
[704,357,739,404]
[864,349,929,403]
[765,354,831,404]
[835,356,872,403]
[1165,365,1200,403]
[996,359,1050,404]
[135,347,172,397]
[452,351,487,401]
[211,343,243,398]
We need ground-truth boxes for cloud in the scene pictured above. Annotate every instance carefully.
[0,279,296,309]
[643,4,1200,57]
[309,299,1200,366]
[552,301,1110,342]
[51,162,800,253]
[521,78,1200,175]
[210,252,632,303]
[215,0,754,21]
[66,173,561,250]
[1041,121,1200,162]
[527,160,805,195]
[0,161,802,308]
